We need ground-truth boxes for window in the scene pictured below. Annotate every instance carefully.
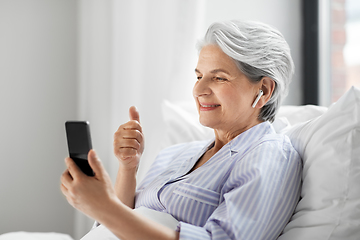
[304,0,360,106]
[330,0,360,103]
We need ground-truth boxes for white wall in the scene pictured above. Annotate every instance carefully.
[0,0,77,236]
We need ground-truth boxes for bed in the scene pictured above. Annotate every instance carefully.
[1,86,359,240]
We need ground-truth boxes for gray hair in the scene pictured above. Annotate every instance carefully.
[197,20,295,122]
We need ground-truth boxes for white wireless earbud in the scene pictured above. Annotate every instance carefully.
[252,90,264,108]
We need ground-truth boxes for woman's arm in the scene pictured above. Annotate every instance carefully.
[98,195,179,240]
[114,167,137,208]
[113,106,144,208]
[61,150,179,240]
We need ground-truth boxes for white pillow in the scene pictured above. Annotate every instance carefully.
[278,87,360,240]
[273,105,328,133]
[161,100,213,148]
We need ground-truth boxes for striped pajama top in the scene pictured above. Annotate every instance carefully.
[135,121,302,240]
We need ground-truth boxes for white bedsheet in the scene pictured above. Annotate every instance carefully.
[0,232,73,240]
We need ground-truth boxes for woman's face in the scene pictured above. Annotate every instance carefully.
[193,45,262,136]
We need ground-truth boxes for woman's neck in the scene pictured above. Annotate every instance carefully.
[213,120,262,151]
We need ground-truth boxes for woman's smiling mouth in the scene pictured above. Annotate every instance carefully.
[199,103,221,111]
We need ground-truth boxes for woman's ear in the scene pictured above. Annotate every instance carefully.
[255,77,275,108]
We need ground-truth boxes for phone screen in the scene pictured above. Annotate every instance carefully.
[65,121,94,176]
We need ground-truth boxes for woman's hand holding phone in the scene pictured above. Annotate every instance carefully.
[61,150,118,220]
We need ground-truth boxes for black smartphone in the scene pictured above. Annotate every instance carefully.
[65,121,94,176]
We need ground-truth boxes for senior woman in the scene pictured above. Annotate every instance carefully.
[61,20,301,240]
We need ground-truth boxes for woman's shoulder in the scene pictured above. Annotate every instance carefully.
[229,122,297,156]
[248,132,302,173]
[258,130,298,155]
[248,121,297,151]
[232,122,301,165]
[229,131,301,180]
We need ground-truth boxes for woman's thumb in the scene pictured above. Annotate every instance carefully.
[129,106,140,122]
[88,149,104,177]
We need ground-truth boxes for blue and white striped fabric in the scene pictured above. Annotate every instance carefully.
[135,121,302,240]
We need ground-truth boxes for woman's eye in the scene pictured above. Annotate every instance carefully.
[215,77,227,81]
[196,76,202,81]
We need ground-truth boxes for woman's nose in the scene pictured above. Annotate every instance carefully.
[193,77,212,97]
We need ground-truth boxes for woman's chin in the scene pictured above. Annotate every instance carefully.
[199,118,216,129]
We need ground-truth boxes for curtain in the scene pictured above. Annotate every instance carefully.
[76,0,205,238]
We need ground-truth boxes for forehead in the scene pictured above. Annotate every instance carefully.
[196,45,240,73]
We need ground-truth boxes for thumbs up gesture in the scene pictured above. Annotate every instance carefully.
[113,106,144,171]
